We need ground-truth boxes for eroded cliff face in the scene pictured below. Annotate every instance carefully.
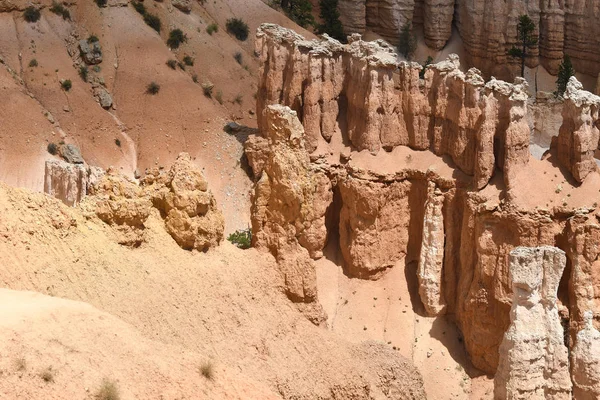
[331,0,600,79]
[248,25,600,384]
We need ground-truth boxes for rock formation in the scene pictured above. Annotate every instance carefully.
[330,0,600,79]
[556,77,600,183]
[417,181,446,315]
[171,0,191,13]
[571,311,600,399]
[494,246,571,400]
[79,39,102,65]
[44,159,103,206]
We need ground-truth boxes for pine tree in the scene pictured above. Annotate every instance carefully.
[398,22,417,60]
[508,14,538,77]
[420,56,433,79]
[286,0,315,28]
[317,0,345,42]
[555,54,575,97]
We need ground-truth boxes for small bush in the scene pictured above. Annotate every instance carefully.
[61,79,72,91]
[226,18,249,41]
[234,94,243,105]
[50,2,70,20]
[47,143,58,155]
[177,61,185,70]
[93,65,101,72]
[183,55,194,66]
[233,52,242,65]
[199,361,214,380]
[146,81,160,94]
[23,7,41,23]
[88,34,99,43]
[132,1,146,14]
[96,379,120,400]
[29,59,38,68]
[201,82,213,97]
[95,0,107,7]
[227,228,251,249]
[167,28,188,49]
[144,13,161,33]
[192,74,198,83]
[79,65,88,82]
[39,367,54,383]
[115,138,121,147]
[206,23,218,35]
[166,59,177,69]
[215,90,223,104]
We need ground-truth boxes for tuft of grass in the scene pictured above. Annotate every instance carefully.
[95,379,120,400]
[233,51,242,65]
[199,361,214,380]
[226,18,249,41]
[227,228,251,249]
[166,59,177,69]
[47,142,58,155]
[146,81,160,95]
[183,55,194,66]
[95,0,107,7]
[39,367,54,383]
[49,2,71,20]
[167,28,188,49]
[115,138,121,147]
[201,82,213,97]
[234,94,243,105]
[79,65,88,82]
[29,59,38,68]
[206,23,218,35]
[23,6,41,22]
[215,90,223,105]
[87,34,99,43]
[61,79,72,91]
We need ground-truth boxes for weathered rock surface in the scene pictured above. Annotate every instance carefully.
[171,0,191,12]
[417,181,446,316]
[93,87,113,109]
[79,39,102,65]
[494,246,571,400]
[59,143,84,164]
[44,159,103,206]
[557,77,600,183]
[572,311,600,400]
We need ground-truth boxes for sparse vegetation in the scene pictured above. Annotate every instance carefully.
[93,65,101,73]
[132,1,146,15]
[88,34,100,43]
[398,22,417,60]
[115,138,121,147]
[61,79,72,91]
[177,61,185,70]
[49,2,71,20]
[227,228,251,249]
[183,55,194,66]
[234,52,243,65]
[508,14,538,77]
[95,0,107,8]
[206,23,218,35]
[47,142,58,155]
[226,18,249,41]
[143,13,162,33]
[199,361,215,380]
[166,59,177,70]
[29,59,38,68]
[234,94,243,105]
[39,367,54,383]
[317,0,345,42]
[23,6,41,23]
[95,379,120,400]
[202,82,214,97]
[215,90,223,104]
[419,56,433,79]
[79,65,89,82]
[556,54,575,97]
[167,28,188,49]
[278,0,315,28]
[146,81,160,95]
[192,74,198,83]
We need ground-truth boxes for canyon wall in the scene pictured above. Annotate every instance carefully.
[331,0,600,80]
[249,24,600,382]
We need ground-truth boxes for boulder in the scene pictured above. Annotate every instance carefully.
[79,39,102,65]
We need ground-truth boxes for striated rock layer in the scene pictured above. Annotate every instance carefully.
[494,246,571,400]
[250,25,600,385]
[572,311,600,399]
[44,159,103,207]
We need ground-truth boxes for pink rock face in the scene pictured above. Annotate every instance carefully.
[557,77,600,183]
[255,24,531,190]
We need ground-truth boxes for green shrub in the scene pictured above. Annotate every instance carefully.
[183,55,194,66]
[95,0,107,7]
[146,81,160,94]
[206,23,218,35]
[79,66,88,81]
[233,52,242,65]
[419,56,433,79]
[115,138,121,147]
[47,142,58,155]
[144,13,161,33]
[49,2,71,20]
[167,28,188,49]
[227,228,251,249]
[88,34,99,43]
[226,18,249,41]
[61,79,72,91]
[29,59,38,68]
[23,7,41,22]
[93,65,101,72]
[132,1,146,14]
[166,59,177,69]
